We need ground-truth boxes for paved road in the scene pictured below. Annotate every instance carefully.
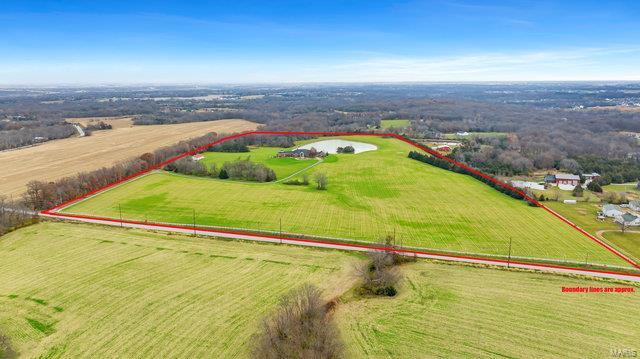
[72,124,85,137]
[40,211,640,283]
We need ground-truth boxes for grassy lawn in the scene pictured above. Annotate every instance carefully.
[1,222,638,358]
[532,188,601,202]
[0,222,356,357]
[380,119,410,129]
[602,231,640,263]
[338,261,640,358]
[63,136,632,268]
[603,182,640,194]
[199,146,320,180]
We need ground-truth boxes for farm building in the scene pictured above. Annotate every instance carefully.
[191,154,205,162]
[544,173,580,188]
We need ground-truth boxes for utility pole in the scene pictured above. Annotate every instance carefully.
[507,237,512,268]
[192,209,196,236]
[119,204,123,227]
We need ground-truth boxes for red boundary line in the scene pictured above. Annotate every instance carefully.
[42,130,640,273]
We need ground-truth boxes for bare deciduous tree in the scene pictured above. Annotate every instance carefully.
[252,284,344,359]
[315,172,328,190]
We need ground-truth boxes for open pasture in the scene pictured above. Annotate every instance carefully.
[337,260,640,358]
[380,119,410,129]
[1,222,637,358]
[62,136,633,268]
[0,222,356,357]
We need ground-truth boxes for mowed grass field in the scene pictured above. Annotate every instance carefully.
[1,222,638,358]
[0,222,356,357]
[63,136,633,268]
[200,146,321,180]
[0,119,258,196]
[337,260,640,358]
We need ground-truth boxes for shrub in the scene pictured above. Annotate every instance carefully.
[572,185,584,197]
[586,180,603,193]
[315,172,328,190]
[252,284,343,359]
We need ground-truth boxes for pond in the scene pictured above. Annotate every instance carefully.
[298,139,378,154]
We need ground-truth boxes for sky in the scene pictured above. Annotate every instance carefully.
[1,0,639,85]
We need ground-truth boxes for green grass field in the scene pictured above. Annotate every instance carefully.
[0,222,356,357]
[380,119,410,129]
[601,231,640,263]
[603,182,640,194]
[338,260,640,358]
[543,202,640,265]
[1,222,638,358]
[62,136,633,268]
[200,146,320,180]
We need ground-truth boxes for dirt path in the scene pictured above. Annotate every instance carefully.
[0,119,258,197]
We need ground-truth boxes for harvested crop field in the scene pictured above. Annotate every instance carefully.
[0,119,258,196]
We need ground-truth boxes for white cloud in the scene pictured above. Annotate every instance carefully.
[1,47,639,85]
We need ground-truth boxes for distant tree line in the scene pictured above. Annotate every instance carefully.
[0,123,76,151]
[0,196,37,236]
[23,132,221,210]
[408,150,535,204]
[165,156,276,182]
[83,121,113,136]
[575,155,640,185]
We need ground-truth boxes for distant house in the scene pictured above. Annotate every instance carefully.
[615,213,640,226]
[629,200,640,212]
[455,131,469,136]
[544,174,556,185]
[277,148,326,159]
[191,154,205,162]
[435,145,451,151]
[582,172,600,185]
[602,204,624,218]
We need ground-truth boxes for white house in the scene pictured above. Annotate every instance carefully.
[602,204,624,218]
[582,172,600,185]
[455,131,469,136]
[191,154,205,162]
[629,200,640,212]
[615,213,640,227]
